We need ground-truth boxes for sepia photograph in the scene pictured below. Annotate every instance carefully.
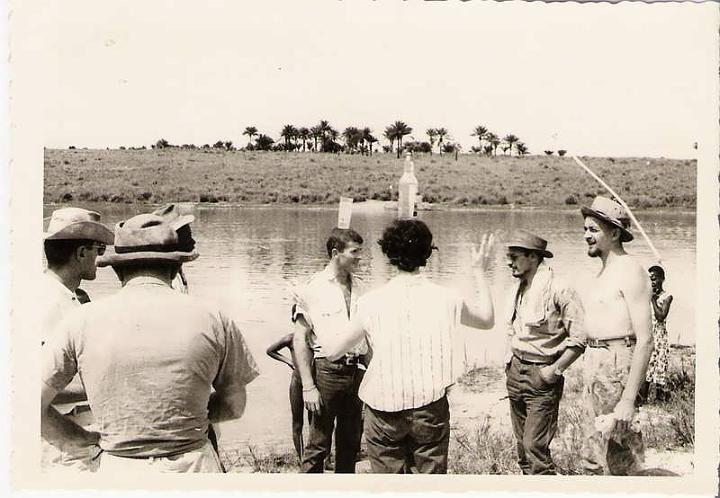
[8,0,719,494]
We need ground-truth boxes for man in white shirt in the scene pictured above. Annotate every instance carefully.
[40,207,114,471]
[326,219,495,473]
[292,227,367,473]
[41,212,259,473]
[41,207,115,344]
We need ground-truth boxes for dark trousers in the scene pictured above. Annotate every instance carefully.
[506,355,564,475]
[364,395,450,474]
[301,358,364,473]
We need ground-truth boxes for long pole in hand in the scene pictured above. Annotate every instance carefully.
[572,156,663,266]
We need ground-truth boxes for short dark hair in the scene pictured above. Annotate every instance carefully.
[44,239,95,267]
[648,265,665,280]
[112,262,180,283]
[326,228,364,257]
[377,219,436,272]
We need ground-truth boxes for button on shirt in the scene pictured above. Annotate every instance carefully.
[355,273,465,412]
[42,276,260,458]
[293,265,367,358]
[507,264,586,359]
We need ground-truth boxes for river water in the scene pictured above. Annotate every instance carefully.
[43,203,696,452]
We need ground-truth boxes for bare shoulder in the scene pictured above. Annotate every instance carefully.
[615,255,650,295]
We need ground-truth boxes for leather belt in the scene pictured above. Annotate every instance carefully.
[330,355,361,367]
[512,350,559,365]
[586,336,636,348]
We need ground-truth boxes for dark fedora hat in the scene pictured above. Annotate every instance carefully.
[581,196,633,242]
[506,229,553,258]
[97,213,199,267]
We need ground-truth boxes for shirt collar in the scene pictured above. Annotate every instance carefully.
[123,275,172,288]
[320,263,362,284]
[43,270,77,299]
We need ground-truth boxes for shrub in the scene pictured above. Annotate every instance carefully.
[564,195,578,205]
[558,150,567,157]
[544,150,554,156]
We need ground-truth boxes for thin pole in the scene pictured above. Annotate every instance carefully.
[572,156,663,265]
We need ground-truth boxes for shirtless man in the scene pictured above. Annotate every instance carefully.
[579,196,653,475]
[266,327,308,461]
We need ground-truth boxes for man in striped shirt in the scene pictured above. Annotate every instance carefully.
[504,230,587,475]
[326,219,495,473]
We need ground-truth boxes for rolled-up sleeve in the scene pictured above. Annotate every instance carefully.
[214,313,260,393]
[556,285,587,349]
[41,316,79,392]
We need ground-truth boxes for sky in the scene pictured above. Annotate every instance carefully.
[27,1,718,158]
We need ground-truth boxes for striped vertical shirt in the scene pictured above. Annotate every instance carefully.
[356,272,464,412]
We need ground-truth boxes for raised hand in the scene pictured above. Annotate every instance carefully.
[470,232,496,272]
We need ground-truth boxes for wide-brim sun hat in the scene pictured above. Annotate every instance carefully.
[43,207,115,245]
[152,203,195,231]
[580,196,634,242]
[97,213,199,267]
[506,229,553,258]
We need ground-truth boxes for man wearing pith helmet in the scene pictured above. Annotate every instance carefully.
[41,212,259,473]
[579,196,652,475]
[504,229,586,475]
[40,207,114,471]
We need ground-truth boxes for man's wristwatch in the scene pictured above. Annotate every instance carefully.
[553,366,564,377]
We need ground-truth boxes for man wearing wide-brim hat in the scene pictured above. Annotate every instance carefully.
[41,212,259,473]
[578,196,652,475]
[503,229,587,475]
[41,207,114,343]
[40,207,114,471]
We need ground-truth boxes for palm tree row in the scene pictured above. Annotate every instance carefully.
[238,121,528,156]
[471,125,528,157]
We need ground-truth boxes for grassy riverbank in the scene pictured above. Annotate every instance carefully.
[218,347,695,474]
[44,149,696,209]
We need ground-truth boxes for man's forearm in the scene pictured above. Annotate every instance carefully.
[552,346,583,373]
[621,337,653,402]
[292,326,315,388]
[41,405,97,452]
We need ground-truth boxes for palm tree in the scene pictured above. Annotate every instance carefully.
[280,124,298,151]
[342,126,362,153]
[324,126,339,152]
[297,127,310,152]
[383,127,395,154]
[386,121,412,158]
[310,125,323,152]
[485,132,500,156]
[435,127,448,155]
[362,127,377,156]
[426,129,437,155]
[516,142,529,156]
[471,126,488,150]
[243,126,258,148]
[503,134,519,156]
[255,134,275,151]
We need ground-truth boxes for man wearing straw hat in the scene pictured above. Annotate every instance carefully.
[40,207,114,471]
[292,197,368,473]
[41,212,259,473]
[579,196,653,475]
[41,207,115,344]
[503,229,587,475]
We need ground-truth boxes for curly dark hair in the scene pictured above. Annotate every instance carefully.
[377,219,436,272]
